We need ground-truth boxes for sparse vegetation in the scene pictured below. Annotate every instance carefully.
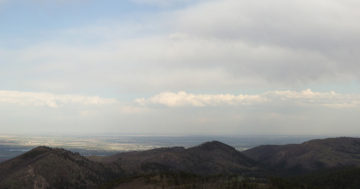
[101,173,269,189]
[1,138,360,189]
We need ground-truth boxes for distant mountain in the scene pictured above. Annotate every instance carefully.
[243,137,360,174]
[0,146,118,189]
[98,141,261,176]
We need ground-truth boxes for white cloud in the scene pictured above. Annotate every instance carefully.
[136,89,360,108]
[136,91,266,107]
[0,90,118,108]
[0,89,359,135]
[266,89,360,108]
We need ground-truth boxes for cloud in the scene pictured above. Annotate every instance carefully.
[2,0,359,94]
[1,0,359,96]
[172,0,360,80]
[1,0,360,135]
[175,0,360,46]
[129,89,360,135]
[136,89,360,108]
[1,33,340,94]
[0,90,118,108]
[136,91,266,107]
[266,89,360,108]
[0,89,359,135]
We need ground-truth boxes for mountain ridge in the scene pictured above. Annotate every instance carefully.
[97,140,260,176]
[0,146,118,189]
[243,137,360,174]
[1,137,360,188]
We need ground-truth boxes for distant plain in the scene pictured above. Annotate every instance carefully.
[0,134,324,162]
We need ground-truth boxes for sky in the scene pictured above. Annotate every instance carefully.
[0,0,359,136]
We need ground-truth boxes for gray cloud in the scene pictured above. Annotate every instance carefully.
[3,0,358,93]
[1,0,360,88]
[171,0,360,82]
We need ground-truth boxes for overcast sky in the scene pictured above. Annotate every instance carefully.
[0,0,359,136]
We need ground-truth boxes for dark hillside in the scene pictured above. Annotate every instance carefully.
[98,141,261,176]
[0,146,118,189]
[2,138,360,188]
[243,137,360,174]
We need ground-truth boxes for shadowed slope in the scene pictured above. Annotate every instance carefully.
[243,137,360,174]
[0,146,118,189]
[3,138,360,188]
[98,141,260,176]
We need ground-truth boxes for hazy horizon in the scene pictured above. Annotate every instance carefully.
[1,0,360,136]
[0,133,328,162]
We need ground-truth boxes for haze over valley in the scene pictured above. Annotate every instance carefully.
[0,134,320,162]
